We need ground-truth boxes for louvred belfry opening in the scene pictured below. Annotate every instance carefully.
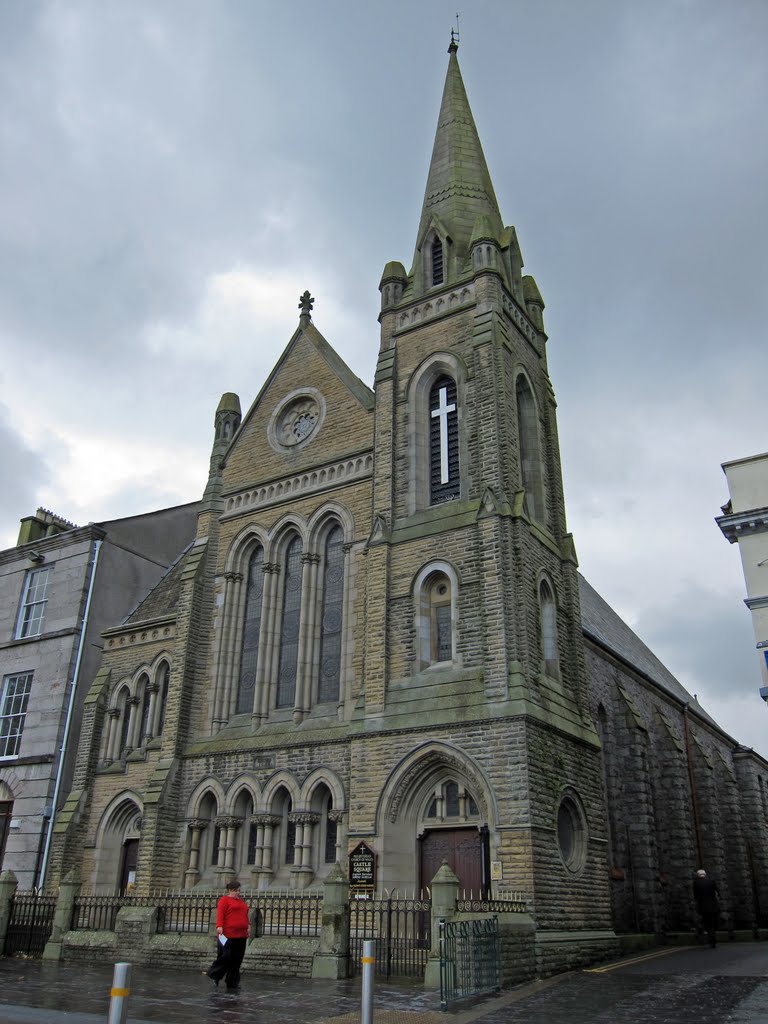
[429,375,459,503]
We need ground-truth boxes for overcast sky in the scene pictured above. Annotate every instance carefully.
[1,1,766,754]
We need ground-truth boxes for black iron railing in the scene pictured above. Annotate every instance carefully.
[156,892,216,933]
[3,891,57,956]
[439,916,500,1010]
[349,894,431,978]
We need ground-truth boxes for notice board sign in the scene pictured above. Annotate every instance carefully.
[349,841,377,895]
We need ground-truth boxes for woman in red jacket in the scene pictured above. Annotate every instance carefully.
[205,879,251,991]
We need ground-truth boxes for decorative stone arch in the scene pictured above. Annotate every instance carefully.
[0,774,19,801]
[92,791,144,891]
[260,770,300,812]
[268,514,309,561]
[187,777,226,819]
[307,502,354,551]
[412,560,461,670]
[406,351,469,514]
[224,521,269,576]
[375,742,498,893]
[224,774,262,815]
[415,214,452,292]
[300,768,346,811]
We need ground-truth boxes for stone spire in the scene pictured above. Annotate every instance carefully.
[412,37,503,271]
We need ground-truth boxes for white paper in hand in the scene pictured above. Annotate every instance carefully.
[219,934,228,945]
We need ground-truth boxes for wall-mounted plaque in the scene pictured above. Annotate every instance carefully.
[349,841,376,895]
[490,860,503,882]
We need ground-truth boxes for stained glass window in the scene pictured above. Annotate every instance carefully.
[277,537,303,708]
[318,526,344,704]
[237,547,265,714]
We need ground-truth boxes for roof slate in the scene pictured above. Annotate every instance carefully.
[578,573,720,730]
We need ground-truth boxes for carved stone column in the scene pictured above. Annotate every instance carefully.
[124,695,140,753]
[213,816,243,882]
[184,819,209,888]
[145,681,160,742]
[104,707,120,764]
[251,814,281,889]
[290,812,320,889]
[295,553,320,722]
[256,564,281,723]
[328,809,346,866]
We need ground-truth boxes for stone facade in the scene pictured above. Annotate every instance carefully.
[46,40,768,981]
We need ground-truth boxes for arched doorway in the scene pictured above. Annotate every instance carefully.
[93,795,143,892]
[417,780,488,895]
[378,745,493,896]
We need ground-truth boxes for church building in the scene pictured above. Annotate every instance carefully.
[48,40,768,971]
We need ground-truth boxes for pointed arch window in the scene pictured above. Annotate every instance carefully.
[237,546,265,715]
[318,525,344,704]
[429,375,459,504]
[431,237,444,286]
[516,374,545,522]
[277,537,303,708]
[155,661,170,736]
[539,579,559,678]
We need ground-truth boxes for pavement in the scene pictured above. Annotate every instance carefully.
[0,942,767,1024]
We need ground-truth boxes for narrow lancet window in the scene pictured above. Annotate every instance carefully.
[516,375,545,522]
[237,547,264,714]
[277,537,303,708]
[318,525,344,703]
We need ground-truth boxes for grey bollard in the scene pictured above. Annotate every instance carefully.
[107,961,132,1024]
[361,938,375,1024]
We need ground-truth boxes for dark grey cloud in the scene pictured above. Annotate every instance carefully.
[0,0,765,746]
[0,403,49,541]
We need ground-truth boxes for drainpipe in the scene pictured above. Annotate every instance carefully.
[37,538,102,889]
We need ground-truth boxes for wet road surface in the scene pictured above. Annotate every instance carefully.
[0,942,766,1023]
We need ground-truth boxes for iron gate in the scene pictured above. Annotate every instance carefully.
[439,916,500,1009]
[3,892,57,957]
[349,895,431,977]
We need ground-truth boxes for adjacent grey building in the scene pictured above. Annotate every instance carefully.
[0,504,197,888]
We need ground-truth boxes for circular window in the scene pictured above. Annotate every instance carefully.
[556,791,587,874]
[268,388,326,452]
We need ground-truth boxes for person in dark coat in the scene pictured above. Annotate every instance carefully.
[693,868,720,947]
[204,879,251,991]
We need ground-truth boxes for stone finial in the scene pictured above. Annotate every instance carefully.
[298,290,315,322]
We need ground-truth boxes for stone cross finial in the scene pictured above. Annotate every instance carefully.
[298,290,314,320]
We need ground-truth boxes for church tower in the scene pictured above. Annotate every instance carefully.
[356,36,614,942]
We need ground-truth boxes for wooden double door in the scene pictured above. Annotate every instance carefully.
[419,827,486,896]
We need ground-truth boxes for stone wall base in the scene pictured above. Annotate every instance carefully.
[59,930,318,977]
[535,929,619,977]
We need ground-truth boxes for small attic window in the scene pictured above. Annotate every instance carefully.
[431,238,444,286]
